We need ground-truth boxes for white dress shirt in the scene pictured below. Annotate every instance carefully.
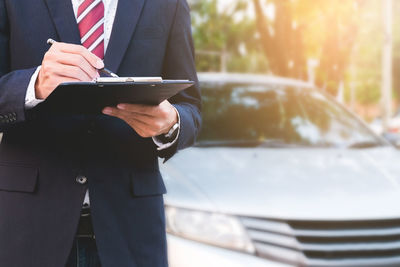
[25,0,180,206]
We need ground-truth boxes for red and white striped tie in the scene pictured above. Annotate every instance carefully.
[77,0,105,59]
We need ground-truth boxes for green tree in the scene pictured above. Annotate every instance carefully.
[191,0,268,73]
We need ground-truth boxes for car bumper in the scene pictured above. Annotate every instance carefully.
[167,234,290,267]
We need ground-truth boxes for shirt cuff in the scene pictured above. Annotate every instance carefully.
[152,106,181,151]
[25,66,44,109]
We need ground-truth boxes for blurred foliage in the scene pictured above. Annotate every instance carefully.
[191,0,269,73]
[190,0,400,106]
[292,0,363,95]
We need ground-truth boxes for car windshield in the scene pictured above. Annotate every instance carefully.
[197,83,384,148]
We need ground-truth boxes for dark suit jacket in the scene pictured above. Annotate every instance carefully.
[0,0,201,266]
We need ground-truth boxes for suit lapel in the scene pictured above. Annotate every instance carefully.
[104,0,146,73]
[43,0,81,44]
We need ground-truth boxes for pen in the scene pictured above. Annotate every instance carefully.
[46,38,119,78]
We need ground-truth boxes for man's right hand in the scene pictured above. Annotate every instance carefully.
[35,42,104,100]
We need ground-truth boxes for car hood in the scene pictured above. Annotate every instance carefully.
[161,147,400,220]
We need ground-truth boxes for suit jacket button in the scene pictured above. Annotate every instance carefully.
[76,176,88,185]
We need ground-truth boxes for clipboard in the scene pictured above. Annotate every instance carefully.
[35,77,194,115]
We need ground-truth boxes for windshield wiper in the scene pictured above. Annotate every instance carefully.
[195,140,264,148]
[195,139,296,148]
[258,139,293,148]
[348,141,382,149]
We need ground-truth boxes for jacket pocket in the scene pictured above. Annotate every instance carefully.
[0,163,38,193]
[131,169,167,197]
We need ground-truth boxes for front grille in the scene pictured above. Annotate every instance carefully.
[240,216,400,266]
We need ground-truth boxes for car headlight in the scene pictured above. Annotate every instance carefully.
[165,206,255,254]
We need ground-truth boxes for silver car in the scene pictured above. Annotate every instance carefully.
[162,73,400,267]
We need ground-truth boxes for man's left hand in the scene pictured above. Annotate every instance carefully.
[102,100,178,138]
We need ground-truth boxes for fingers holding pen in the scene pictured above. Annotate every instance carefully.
[49,41,104,69]
[44,60,93,81]
[51,52,100,79]
[36,41,104,100]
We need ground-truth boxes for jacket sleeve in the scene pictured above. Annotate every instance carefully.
[0,0,37,132]
[158,0,202,161]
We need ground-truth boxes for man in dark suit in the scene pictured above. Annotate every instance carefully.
[0,0,201,266]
